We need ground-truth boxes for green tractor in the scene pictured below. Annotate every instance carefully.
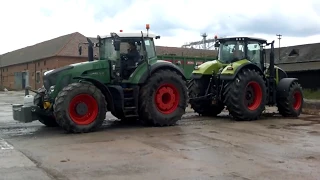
[188,36,303,120]
[12,25,188,133]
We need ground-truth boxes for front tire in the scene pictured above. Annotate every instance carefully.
[138,69,188,126]
[276,81,303,117]
[53,82,107,133]
[188,79,225,116]
[224,69,267,120]
[34,88,59,127]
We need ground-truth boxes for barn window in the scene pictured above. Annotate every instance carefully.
[44,60,46,66]
[36,72,41,83]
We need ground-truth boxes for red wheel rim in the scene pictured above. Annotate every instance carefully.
[244,81,263,111]
[293,91,302,110]
[154,83,180,114]
[68,94,99,125]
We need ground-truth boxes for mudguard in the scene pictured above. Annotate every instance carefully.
[220,60,264,81]
[138,60,186,84]
[276,78,298,98]
[190,60,224,80]
[73,76,115,112]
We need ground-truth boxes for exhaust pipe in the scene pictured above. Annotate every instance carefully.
[87,38,94,62]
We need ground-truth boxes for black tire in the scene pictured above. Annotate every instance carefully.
[53,82,107,133]
[188,78,225,116]
[276,81,303,117]
[34,88,59,127]
[224,69,267,120]
[138,69,188,126]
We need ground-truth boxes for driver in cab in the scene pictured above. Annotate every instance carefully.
[125,41,141,67]
[232,46,244,61]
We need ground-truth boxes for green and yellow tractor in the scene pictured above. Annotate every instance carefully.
[12,25,188,133]
[188,36,303,120]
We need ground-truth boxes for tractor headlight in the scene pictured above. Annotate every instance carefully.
[49,86,55,93]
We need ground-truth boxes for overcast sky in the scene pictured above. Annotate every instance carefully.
[1,0,320,54]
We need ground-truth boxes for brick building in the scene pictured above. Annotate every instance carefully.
[0,32,217,90]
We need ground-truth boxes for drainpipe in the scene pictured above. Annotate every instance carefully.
[34,61,36,89]
[0,57,2,89]
[0,68,2,89]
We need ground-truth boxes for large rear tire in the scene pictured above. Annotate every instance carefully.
[53,82,107,133]
[138,69,188,126]
[276,81,303,117]
[34,88,59,127]
[188,79,225,116]
[224,69,267,120]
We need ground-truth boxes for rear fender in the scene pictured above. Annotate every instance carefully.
[73,77,115,112]
[136,60,187,84]
[276,78,298,98]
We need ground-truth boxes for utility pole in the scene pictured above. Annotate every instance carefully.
[276,34,282,61]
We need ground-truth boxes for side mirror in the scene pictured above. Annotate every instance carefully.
[214,42,220,47]
[113,39,121,51]
[155,35,161,39]
[78,46,82,55]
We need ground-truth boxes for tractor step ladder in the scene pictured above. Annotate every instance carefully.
[122,88,139,118]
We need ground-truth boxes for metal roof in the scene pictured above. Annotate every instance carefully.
[100,32,157,39]
[218,36,268,43]
[0,32,87,67]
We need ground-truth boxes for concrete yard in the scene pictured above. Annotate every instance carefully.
[0,91,320,180]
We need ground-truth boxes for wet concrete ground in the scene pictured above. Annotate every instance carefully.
[1,91,320,180]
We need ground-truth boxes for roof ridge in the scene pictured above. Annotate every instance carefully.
[55,32,78,56]
[0,32,76,56]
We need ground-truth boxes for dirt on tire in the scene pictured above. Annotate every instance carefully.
[224,68,267,120]
[277,81,303,117]
[53,82,107,133]
[138,69,188,126]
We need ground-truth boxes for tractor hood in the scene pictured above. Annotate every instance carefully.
[192,60,224,75]
[43,60,109,92]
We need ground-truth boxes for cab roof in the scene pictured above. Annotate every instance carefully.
[218,36,267,44]
[100,32,157,39]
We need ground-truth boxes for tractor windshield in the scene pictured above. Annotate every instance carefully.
[99,37,157,61]
[218,41,245,64]
[99,38,117,61]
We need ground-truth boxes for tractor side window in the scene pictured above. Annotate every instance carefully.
[144,39,156,59]
[247,41,261,65]
[100,38,117,60]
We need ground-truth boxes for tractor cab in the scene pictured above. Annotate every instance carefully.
[214,37,267,69]
[95,25,161,81]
